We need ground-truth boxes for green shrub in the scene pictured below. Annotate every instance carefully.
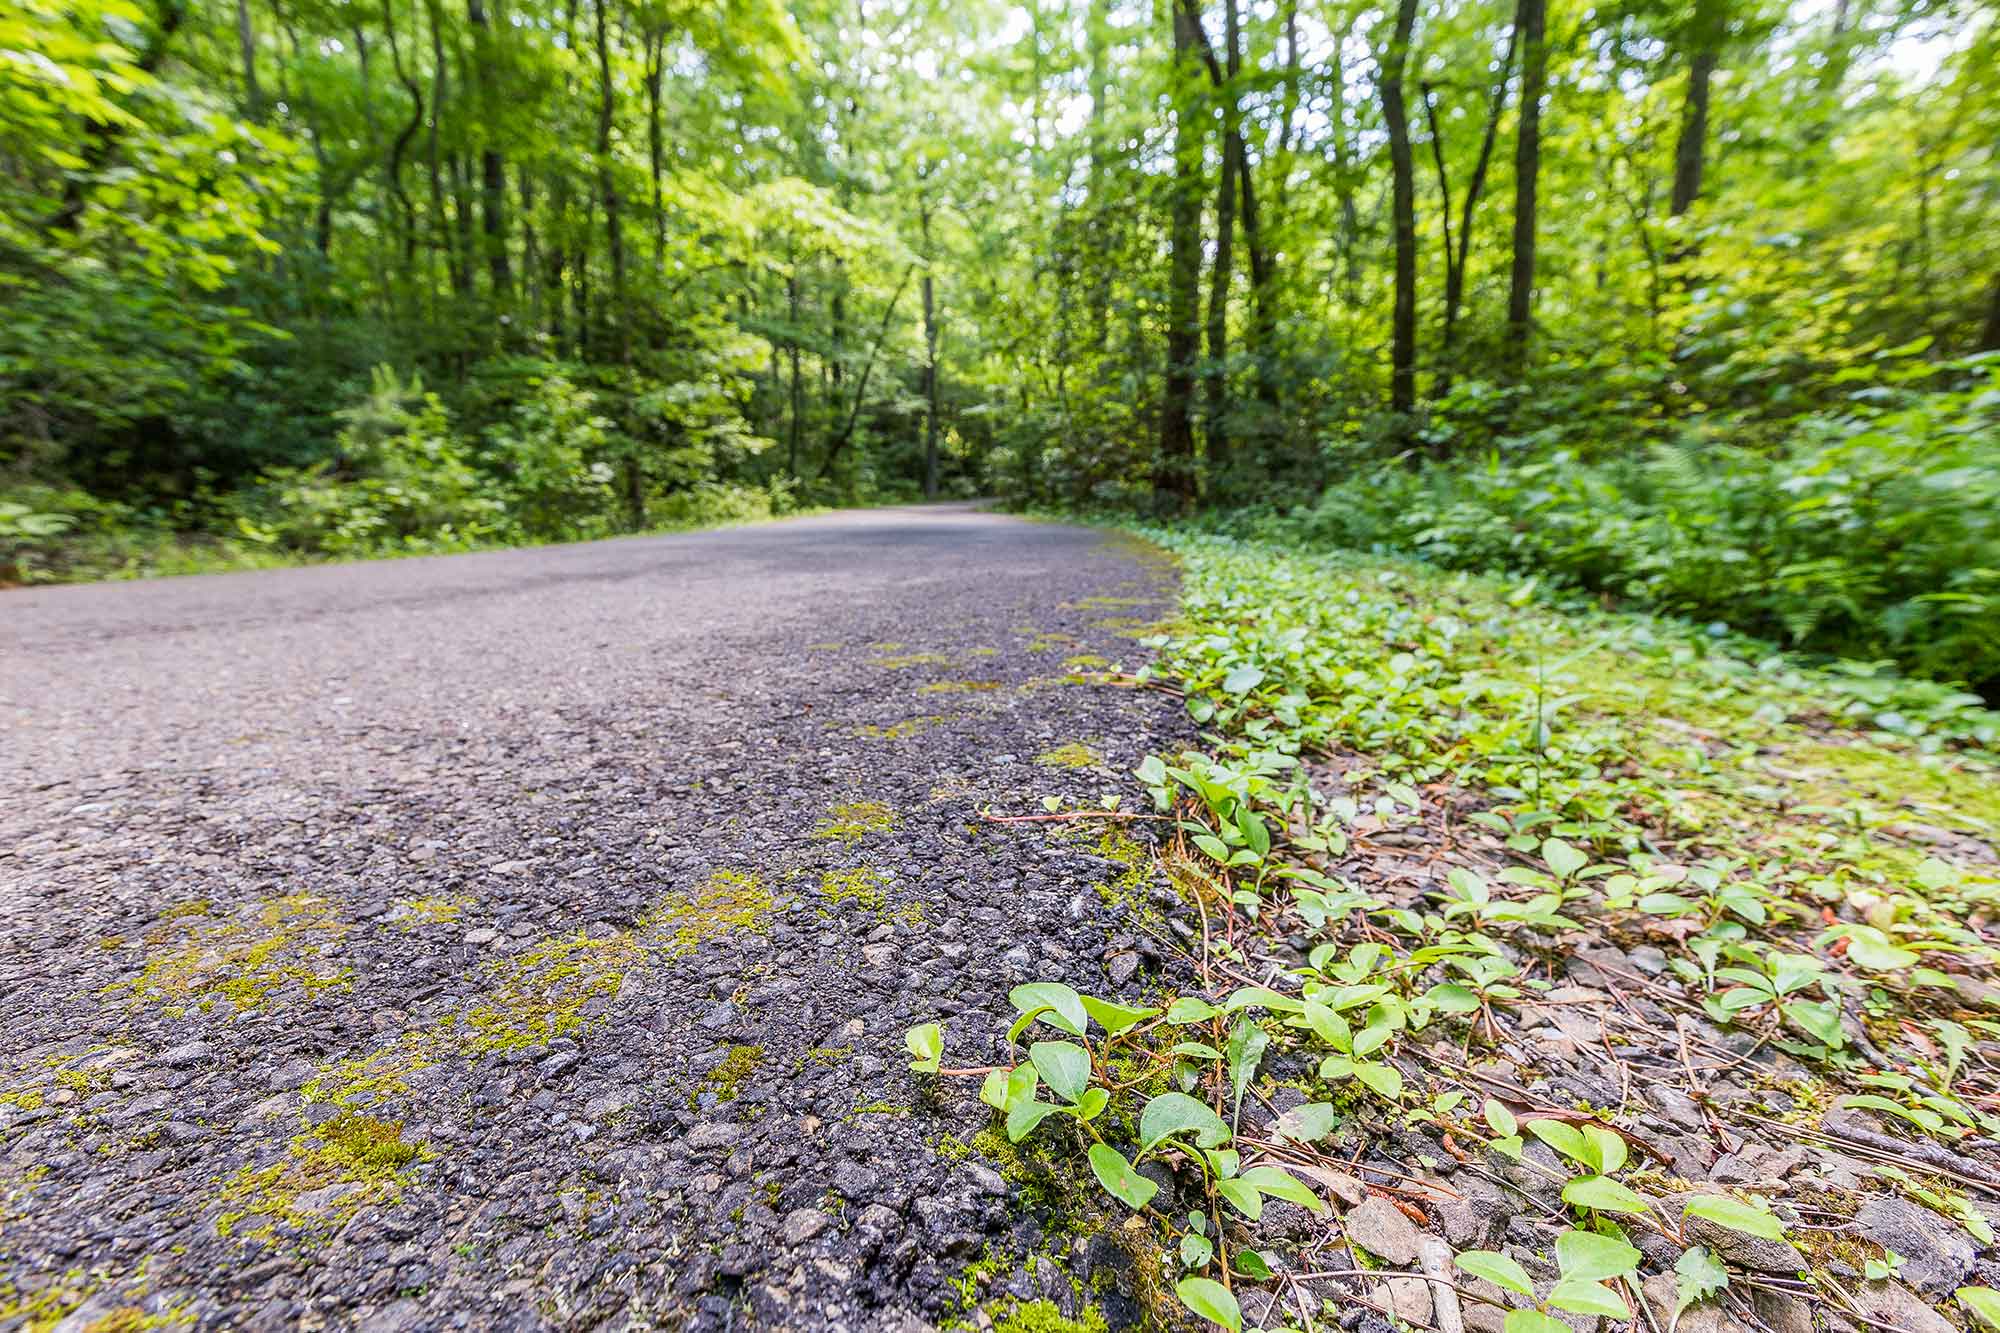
[1242,359,2000,694]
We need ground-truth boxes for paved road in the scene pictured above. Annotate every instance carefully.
[0,505,1188,1331]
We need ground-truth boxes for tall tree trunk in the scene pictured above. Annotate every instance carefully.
[1671,51,1717,219]
[1980,273,2000,353]
[1426,19,1518,394]
[1206,120,1237,473]
[425,1,459,298]
[1505,0,1547,375]
[381,0,423,274]
[450,151,477,297]
[1381,0,1420,416]
[467,0,509,300]
[921,204,941,500]
[786,262,802,475]
[645,28,667,270]
[234,0,263,117]
[1086,0,1110,351]
[594,0,627,364]
[519,167,539,328]
[1157,1,1203,513]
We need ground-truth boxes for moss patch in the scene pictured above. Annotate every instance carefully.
[853,715,950,741]
[698,1044,764,1106]
[653,868,776,956]
[1036,742,1101,770]
[461,931,640,1053]
[873,651,952,669]
[216,1113,427,1241]
[919,680,1004,694]
[112,894,349,1015]
[813,800,896,843]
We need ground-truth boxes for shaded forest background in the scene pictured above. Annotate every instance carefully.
[3,0,1997,691]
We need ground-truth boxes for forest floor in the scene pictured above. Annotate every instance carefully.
[3,506,1997,1333]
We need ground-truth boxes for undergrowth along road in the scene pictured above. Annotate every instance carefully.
[911,524,2000,1333]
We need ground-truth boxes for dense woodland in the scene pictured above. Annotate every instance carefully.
[4,0,1997,687]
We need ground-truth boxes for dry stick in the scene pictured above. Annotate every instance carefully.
[978,810,1170,824]
[1733,1109,2000,1199]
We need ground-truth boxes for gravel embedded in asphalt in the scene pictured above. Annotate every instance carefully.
[0,504,1192,1330]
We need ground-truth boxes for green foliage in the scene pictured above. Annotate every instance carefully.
[1230,359,2000,694]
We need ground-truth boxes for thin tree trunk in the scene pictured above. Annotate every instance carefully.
[519,167,539,328]
[1158,0,1204,512]
[468,0,509,300]
[1980,273,2000,353]
[235,0,263,117]
[382,0,424,273]
[1505,0,1547,375]
[1381,0,1421,416]
[787,262,802,475]
[646,28,667,270]
[921,208,941,500]
[1086,0,1110,351]
[818,265,918,480]
[594,0,626,363]
[1426,19,1517,393]
[1206,119,1237,473]
[1671,50,1717,218]
[424,1,458,297]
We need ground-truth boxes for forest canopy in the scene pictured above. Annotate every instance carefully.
[3,0,1997,688]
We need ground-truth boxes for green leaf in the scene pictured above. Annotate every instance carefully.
[1005,1097,1062,1143]
[1455,1250,1535,1298]
[1217,1176,1262,1219]
[1276,1102,1341,1143]
[1072,1087,1111,1121]
[1503,1313,1571,1333]
[1782,998,1847,1048]
[1526,1118,1589,1166]
[1223,986,1303,1014]
[1556,1229,1641,1282]
[904,1022,942,1073]
[1176,1276,1242,1330]
[1179,1231,1214,1268]
[1543,837,1589,879]
[979,1068,1009,1110]
[1233,1249,1274,1280]
[1166,996,1219,1024]
[1009,982,1087,1036]
[1081,995,1160,1036]
[1240,1164,1326,1213]
[1226,1017,1269,1119]
[1839,1094,1946,1134]
[1675,1245,1729,1313]
[1582,1124,1627,1176]
[1088,1143,1159,1210]
[1353,1060,1403,1099]
[1483,1099,1519,1137]
[1222,665,1265,695]
[1957,1287,2000,1330]
[1562,1175,1650,1214]
[1838,924,1919,971]
[1029,1041,1092,1104]
[1684,1194,1786,1241]
[1428,982,1480,1013]
[1139,1091,1231,1157]
[1548,1277,1629,1319]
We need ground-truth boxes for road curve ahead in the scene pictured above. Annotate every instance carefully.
[0,504,1189,1331]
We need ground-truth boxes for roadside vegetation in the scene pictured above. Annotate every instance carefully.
[912,527,2000,1331]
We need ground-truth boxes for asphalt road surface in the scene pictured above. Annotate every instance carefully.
[0,505,1189,1331]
